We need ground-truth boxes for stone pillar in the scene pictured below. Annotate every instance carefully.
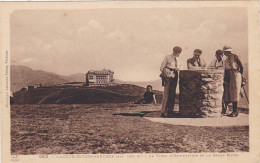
[179,70,224,118]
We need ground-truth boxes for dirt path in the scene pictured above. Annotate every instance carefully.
[144,112,249,126]
[38,89,62,104]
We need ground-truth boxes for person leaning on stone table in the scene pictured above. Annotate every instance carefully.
[208,50,224,70]
[222,46,243,117]
[187,49,207,70]
[160,46,182,118]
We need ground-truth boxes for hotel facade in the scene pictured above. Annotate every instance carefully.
[86,69,115,87]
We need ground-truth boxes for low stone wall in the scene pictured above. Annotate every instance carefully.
[179,70,224,118]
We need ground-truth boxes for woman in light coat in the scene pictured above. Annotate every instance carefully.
[222,46,243,117]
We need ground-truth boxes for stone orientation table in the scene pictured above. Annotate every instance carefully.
[179,70,224,118]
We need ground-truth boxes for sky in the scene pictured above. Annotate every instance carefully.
[11,8,248,81]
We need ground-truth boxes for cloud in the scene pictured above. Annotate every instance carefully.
[180,20,227,43]
[18,58,35,63]
[88,19,104,32]
[76,25,91,36]
[188,20,226,40]
[43,44,53,50]
[106,30,128,43]
[191,26,212,40]
[52,38,69,46]
[74,19,105,41]
[28,36,43,46]
[201,20,227,33]
[76,19,104,37]
[11,9,248,81]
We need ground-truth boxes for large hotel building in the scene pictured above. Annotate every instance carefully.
[86,69,115,87]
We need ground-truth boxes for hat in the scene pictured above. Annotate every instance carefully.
[223,46,232,52]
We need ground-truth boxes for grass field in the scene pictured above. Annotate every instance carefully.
[12,84,164,104]
[11,104,249,154]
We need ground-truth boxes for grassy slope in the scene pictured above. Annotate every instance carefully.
[12,85,164,104]
[11,104,249,154]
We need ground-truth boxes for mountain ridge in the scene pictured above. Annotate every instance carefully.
[11,65,163,92]
[11,64,248,94]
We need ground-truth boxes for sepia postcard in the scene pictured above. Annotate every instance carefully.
[1,1,260,163]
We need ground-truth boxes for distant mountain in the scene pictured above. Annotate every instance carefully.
[11,66,90,93]
[11,65,161,93]
[11,65,161,94]
[64,73,86,82]
[11,65,69,93]
[11,63,248,107]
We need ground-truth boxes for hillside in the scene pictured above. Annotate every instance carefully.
[11,65,163,92]
[11,64,248,107]
[63,73,86,82]
[11,65,69,93]
[12,84,164,104]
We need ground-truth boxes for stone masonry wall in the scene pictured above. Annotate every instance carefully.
[179,70,224,118]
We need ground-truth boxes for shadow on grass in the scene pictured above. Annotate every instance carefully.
[113,113,145,117]
[113,106,248,119]
[113,111,185,118]
[113,111,158,117]
[227,106,249,114]
[144,111,185,118]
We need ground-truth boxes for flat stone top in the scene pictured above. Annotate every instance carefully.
[180,69,224,74]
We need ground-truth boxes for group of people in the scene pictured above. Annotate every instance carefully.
[159,46,244,118]
[134,45,244,118]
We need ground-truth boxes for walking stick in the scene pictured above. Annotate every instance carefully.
[242,86,249,104]
[241,77,249,104]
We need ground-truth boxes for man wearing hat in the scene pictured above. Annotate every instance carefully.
[160,46,182,117]
[208,50,224,69]
[222,46,243,117]
[187,49,207,70]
